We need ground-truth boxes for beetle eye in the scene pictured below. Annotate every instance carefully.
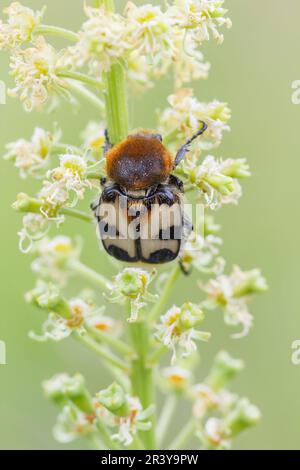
[153,133,162,142]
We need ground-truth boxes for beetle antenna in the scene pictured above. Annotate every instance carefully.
[174,121,207,167]
[103,128,113,155]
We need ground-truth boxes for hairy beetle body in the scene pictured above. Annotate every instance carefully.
[91,124,207,266]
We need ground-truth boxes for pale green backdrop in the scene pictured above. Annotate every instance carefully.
[0,0,299,449]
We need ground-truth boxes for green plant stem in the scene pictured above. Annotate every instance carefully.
[95,421,120,450]
[57,71,103,90]
[86,171,104,180]
[128,314,156,450]
[52,143,81,154]
[34,24,79,42]
[148,344,167,366]
[157,394,178,447]
[74,331,128,372]
[102,0,129,143]
[104,63,129,143]
[13,195,93,224]
[60,207,93,223]
[85,324,133,357]
[68,259,111,290]
[66,80,104,112]
[149,263,181,323]
[168,420,195,450]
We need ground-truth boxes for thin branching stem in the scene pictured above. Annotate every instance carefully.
[34,24,79,42]
[57,71,104,90]
[168,420,195,450]
[66,80,105,112]
[85,323,134,358]
[68,259,112,290]
[74,331,128,372]
[157,394,178,447]
[60,207,93,223]
[149,263,181,323]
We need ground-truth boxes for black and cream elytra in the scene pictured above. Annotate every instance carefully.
[91,123,207,265]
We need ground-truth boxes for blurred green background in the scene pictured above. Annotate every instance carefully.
[0,0,299,450]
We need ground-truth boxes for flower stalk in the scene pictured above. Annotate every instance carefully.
[1,0,266,451]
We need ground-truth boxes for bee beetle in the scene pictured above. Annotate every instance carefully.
[91,122,207,266]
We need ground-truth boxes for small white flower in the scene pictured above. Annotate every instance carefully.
[156,302,208,363]
[38,154,91,218]
[127,50,154,93]
[53,405,94,443]
[174,0,232,45]
[125,2,175,65]
[29,297,91,343]
[8,36,68,112]
[68,6,131,74]
[192,384,220,418]
[204,417,230,448]
[18,213,49,254]
[174,34,210,88]
[113,397,153,447]
[159,89,231,152]
[180,232,224,274]
[29,312,72,342]
[163,366,191,392]
[106,268,157,322]
[0,2,44,50]
[192,155,243,209]
[31,236,79,286]
[199,265,267,338]
[80,121,106,155]
[4,127,60,178]
[86,310,118,336]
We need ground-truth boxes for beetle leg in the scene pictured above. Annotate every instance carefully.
[103,128,113,156]
[90,199,100,212]
[174,121,207,167]
[178,259,191,276]
[101,183,125,202]
[168,174,184,192]
[153,133,163,142]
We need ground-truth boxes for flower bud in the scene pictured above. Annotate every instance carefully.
[43,373,93,413]
[225,398,261,437]
[233,268,268,298]
[96,383,129,417]
[26,281,71,319]
[163,366,191,393]
[222,158,251,179]
[12,193,42,214]
[179,302,204,330]
[206,351,244,392]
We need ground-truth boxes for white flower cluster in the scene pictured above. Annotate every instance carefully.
[65,1,231,90]
[31,236,79,285]
[4,127,60,178]
[8,36,68,112]
[38,153,91,221]
[191,351,260,450]
[68,6,131,75]
[199,266,268,338]
[26,279,118,343]
[159,88,231,152]
[0,2,44,50]
[173,0,232,45]
[157,88,251,209]
[156,302,210,363]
